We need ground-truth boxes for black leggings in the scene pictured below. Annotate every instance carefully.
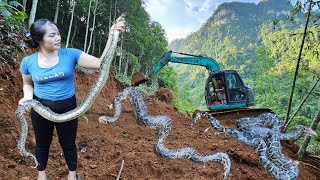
[31,95,78,171]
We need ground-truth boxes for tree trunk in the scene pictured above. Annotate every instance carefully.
[70,24,77,47]
[22,0,27,12]
[113,0,117,22]
[297,107,320,157]
[54,0,61,24]
[65,0,75,48]
[283,77,320,132]
[84,0,92,52]
[118,33,124,74]
[98,35,102,55]
[109,0,115,67]
[118,48,122,75]
[124,54,129,77]
[86,0,98,53]
[284,1,313,125]
[109,0,112,28]
[92,31,96,55]
[28,0,39,27]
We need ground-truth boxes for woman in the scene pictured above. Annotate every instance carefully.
[18,18,125,180]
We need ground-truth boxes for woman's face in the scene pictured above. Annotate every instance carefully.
[39,23,61,51]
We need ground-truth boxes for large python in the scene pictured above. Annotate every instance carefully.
[98,86,231,180]
[16,15,125,168]
[191,112,317,180]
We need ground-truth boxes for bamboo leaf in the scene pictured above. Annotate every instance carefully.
[8,1,21,8]
[11,11,28,19]
[1,10,12,18]
[82,115,89,123]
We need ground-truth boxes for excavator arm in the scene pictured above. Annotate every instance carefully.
[132,50,220,86]
[150,50,220,78]
[148,51,173,78]
[132,51,221,86]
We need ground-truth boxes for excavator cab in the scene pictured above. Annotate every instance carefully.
[205,70,256,111]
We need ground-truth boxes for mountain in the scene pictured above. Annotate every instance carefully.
[169,0,294,77]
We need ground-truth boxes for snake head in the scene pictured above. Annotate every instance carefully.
[295,125,317,136]
[116,13,126,22]
[305,128,317,136]
[189,113,203,129]
[98,116,117,124]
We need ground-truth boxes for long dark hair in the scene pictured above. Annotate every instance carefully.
[25,19,56,48]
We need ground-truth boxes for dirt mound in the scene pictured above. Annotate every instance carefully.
[131,72,149,86]
[152,87,174,103]
[0,62,320,180]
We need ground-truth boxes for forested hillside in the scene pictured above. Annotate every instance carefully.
[168,0,320,153]
[170,0,293,74]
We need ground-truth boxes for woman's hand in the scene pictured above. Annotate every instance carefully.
[110,21,126,33]
[109,14,126,34]
[18,97,32,112]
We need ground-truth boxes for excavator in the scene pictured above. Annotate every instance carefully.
[132,50,271,116]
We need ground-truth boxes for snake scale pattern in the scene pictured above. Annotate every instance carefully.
[98,86,231,180]
[16,16,124,168]
[191,112,317,180]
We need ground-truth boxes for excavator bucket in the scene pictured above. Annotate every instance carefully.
[131,72,150,86]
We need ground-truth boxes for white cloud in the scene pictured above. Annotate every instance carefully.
[145,0,260,42]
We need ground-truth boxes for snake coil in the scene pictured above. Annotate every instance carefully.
[99,86,231,180]
[191,112,317,180]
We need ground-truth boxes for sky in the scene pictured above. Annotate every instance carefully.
[144,0,261,43]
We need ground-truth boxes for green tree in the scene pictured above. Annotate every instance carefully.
[0,0,27,29]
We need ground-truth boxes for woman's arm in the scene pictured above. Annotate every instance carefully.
[18,74,34,105]
[77,20,125,69]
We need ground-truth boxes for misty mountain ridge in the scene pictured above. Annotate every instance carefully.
[169,0,294,52]
[206,0,292,27]
[169,0,293,74]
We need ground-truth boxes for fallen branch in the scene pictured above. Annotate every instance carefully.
[308,155,320,162]
[297,160,320,171]
[116,159,125,180]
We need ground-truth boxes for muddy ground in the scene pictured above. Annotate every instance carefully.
[0,60,319,180]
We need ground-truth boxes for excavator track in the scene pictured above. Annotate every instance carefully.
[193,108,273,119]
